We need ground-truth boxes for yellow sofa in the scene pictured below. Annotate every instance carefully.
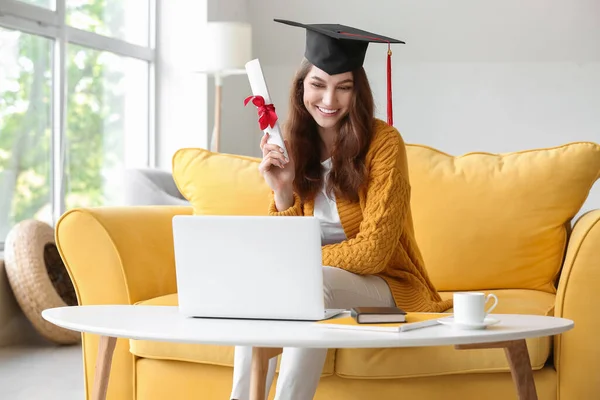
[56,141,600,400]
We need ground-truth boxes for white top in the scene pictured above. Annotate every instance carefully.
[42,306,574,349]
[313,158,347,246]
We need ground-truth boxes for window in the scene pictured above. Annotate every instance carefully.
[0,0,155,248]
[65,45,149,209]
[0,28,53,240]
[66,0,150,46]
[16,0,54,10]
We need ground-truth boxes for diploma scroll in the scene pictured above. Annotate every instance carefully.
[244,58,289,160]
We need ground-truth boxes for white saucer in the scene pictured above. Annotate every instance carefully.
[438,316,500,330]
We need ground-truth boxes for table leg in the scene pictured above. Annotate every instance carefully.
[250,347,283,400]
[455,339,537,400]
[92,336,117,400]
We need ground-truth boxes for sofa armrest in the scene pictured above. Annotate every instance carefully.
[56,206,192,306]
[56,206,192,400]
[554,208,600,399]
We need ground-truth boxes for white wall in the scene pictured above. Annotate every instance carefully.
[248,0,599,149]
[205,0,260,156]
[156,0,259,163]
[155,0,208,169]
[159,0,600,214]
[207,0,248,21]
[247,0,600,214]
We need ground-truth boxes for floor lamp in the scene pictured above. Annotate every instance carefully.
[197,22,252,153]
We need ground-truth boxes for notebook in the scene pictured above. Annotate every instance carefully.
[350,306,407,323]
[318,312,451,332]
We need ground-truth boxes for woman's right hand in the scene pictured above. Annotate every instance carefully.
[258,133,295,196]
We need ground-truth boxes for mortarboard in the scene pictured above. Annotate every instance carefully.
[274,19,405,126]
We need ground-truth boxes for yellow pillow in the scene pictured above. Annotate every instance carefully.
[406,142,600,293]
[172,148,270,216]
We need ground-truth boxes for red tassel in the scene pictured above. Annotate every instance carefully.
[338,32,395,125]
[387,43,393,126]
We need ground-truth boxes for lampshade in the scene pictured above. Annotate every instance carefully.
[200,22,252,72]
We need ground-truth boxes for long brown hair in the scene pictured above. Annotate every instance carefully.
[284,59,375,203]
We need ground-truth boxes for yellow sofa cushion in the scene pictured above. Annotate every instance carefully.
[131,290,554,380]
[129,294,336,376]
[406,142,600,293]
[172,148,269,216]
[172,143,600,294]
[334,289,555,379]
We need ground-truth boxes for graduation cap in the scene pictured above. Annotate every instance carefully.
[275,19,405,126]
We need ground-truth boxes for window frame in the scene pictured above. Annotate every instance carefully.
[0,0,157,249]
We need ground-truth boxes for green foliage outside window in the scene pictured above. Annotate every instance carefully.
[0,1,146,240]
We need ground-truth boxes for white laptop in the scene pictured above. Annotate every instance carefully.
[172,215,345,321]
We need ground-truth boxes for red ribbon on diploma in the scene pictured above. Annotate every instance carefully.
[244,95,278,130]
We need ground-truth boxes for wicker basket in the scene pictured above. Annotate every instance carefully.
[4,219,80,345]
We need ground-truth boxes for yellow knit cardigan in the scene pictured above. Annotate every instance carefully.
[269,119,453,313]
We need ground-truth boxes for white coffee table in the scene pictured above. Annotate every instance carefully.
[42,305,573,400]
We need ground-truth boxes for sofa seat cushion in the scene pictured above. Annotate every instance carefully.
[335,289,555,379]
[129,294,336,376]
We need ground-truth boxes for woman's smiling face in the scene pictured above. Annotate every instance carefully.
[303,65,354,131]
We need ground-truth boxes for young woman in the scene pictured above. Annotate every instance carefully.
[230,20,452,400]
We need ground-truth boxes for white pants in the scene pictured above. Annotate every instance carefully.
[230,266,395,400]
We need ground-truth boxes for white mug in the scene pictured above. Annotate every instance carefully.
[453,292,499,325]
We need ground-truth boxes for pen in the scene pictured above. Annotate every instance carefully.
[399,318,445,332]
